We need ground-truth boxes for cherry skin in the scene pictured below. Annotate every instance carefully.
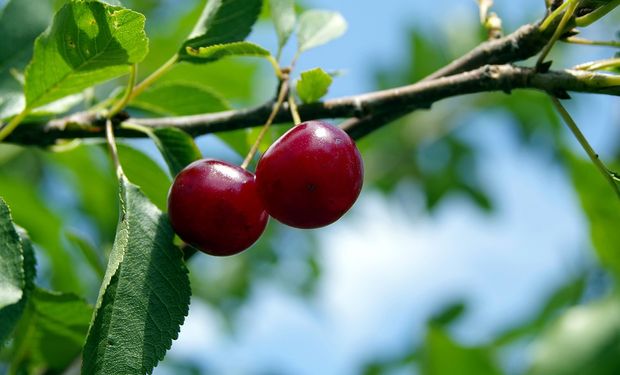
[255,120,364,229]
[167,159,268,256]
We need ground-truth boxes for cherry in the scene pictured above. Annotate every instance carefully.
[167,159,268,256]
[255,120,364,229]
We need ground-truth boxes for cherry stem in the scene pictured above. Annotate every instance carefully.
[288,90,301,124]
[550,95,620,199]
[240,78,289,170]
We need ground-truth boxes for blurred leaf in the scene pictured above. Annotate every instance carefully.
[0,172,80,293]
[179,0,263,63]
[296,67,332,103]
[297,10,347,52]
[567,153,620,278]
[151,128,202,177]
[130,81,229,116]
[528,296,620,375]
[270,0,296,50]
[422,326,502,375]
[24,1,149,108]
[429,301,467,327]
[0,0,53,119]
[494,273,586,346]
[14,288,93,372]
[82,176,190,375]
[185,41,272,63]
[66,231,105,279]
[246,124,289,156]
[48,144,119,245]
[117,143,170,211]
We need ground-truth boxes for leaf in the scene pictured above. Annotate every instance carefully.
[421,326,502,375]
[151,128,202,177]
[297,10,347,52]
[24,1,149,109]
[0,173,80,293]
[528,296,620,375]
[566,152,620,278]
[82,176,191,375]
[270,0,296,50]
[26,288,93,371]
[179,0,263,63]
[185,41,271,63]
[66,231,105,279]
[0,0,53,119]
[296,67,333,103]
[0,197,34,343]
[117,143,171,210]
[130,81,229,116]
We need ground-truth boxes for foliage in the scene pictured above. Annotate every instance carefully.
[0,0,619,374]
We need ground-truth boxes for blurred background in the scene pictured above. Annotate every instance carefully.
[1,0,619,374]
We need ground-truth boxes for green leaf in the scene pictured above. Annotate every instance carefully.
[0,0,53,119]
[24,1,149,108]
[82,176,190,375]
[117,143,171,210]
[297,10,347,52]
[25,288,93,371]
[0,197,31,343]
[566,153,620,278]
[151,128,202,177]
[179,0,263,63]
[130,81,230,116]
[185,41,272,63]
[528,296,620,375]
[270,0,296,50]
[0,173,80,293]
[296,67,333,103]
[66,231,105,279]
[421,326,502,375]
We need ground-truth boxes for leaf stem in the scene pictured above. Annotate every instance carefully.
[240,79,289,169]
[562,37,620,48]
[540,0,572,32]
[575,0,620,26]
[105,118,123,178]
[0,108,31,142]
[536,0,579,69]
[574,57,620,71]
[108,64,138,117]
[128,54,178,103]
[550,96,620,199]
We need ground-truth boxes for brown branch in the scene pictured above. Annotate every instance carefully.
[7,65,619,145]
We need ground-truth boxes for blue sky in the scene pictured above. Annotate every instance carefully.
[154,1,620,374]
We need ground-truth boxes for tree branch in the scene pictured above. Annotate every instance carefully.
[6,65,619,145]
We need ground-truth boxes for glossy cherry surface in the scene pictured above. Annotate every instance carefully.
[167,159,268,256]
[255,120,364,229]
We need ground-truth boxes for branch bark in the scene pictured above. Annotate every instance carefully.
[7,65,619,145]
[5,8,618,146]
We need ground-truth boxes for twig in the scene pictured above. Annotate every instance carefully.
[550,96,620,199]
[7,65,620,145]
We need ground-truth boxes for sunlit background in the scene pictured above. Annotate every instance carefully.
[1,0,619,374]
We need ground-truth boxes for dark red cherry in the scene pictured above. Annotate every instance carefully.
[255,120,364,229]
[167,159,268,256]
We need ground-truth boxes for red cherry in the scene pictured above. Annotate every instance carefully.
[255,120,364,229]
[167,159,268,256]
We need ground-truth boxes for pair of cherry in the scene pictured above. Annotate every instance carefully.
[167,121,364,256]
